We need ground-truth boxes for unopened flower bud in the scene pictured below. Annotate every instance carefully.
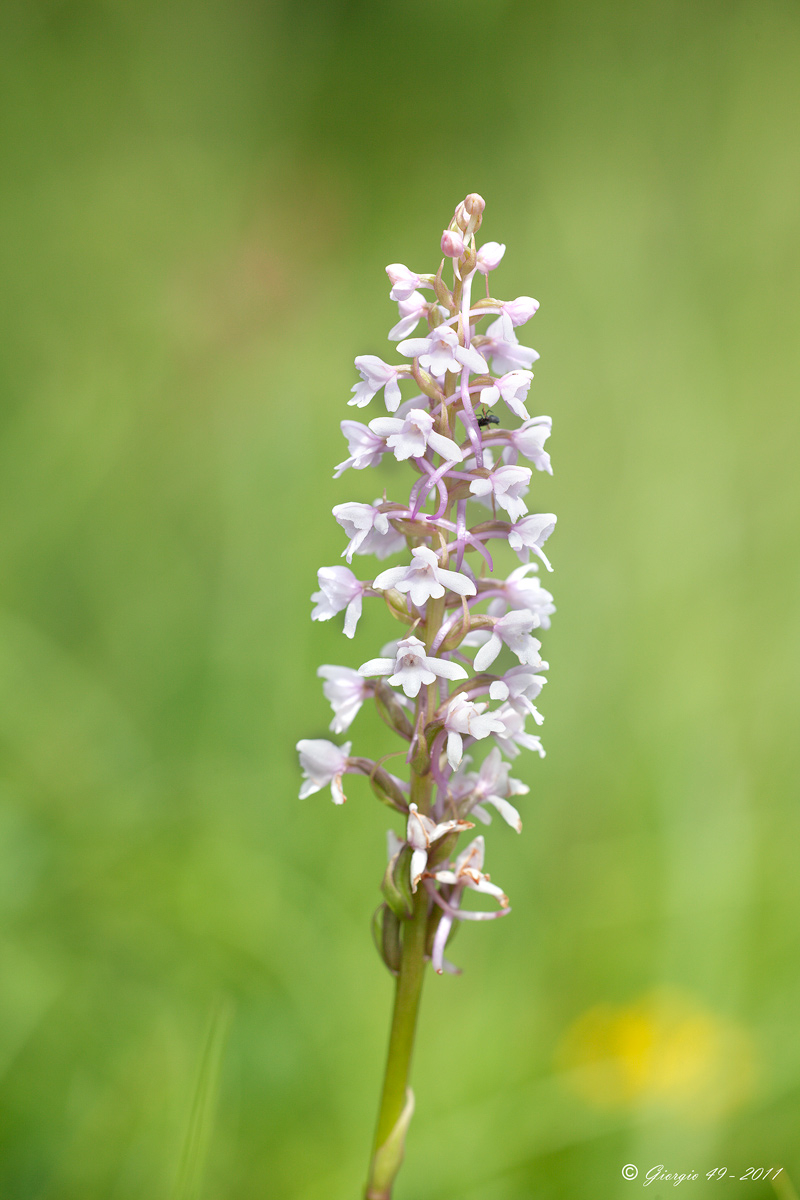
[441,229,466,258]
[456,193,485,237]
[463,193,485,217]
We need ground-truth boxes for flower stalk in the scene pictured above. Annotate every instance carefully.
[297,193,557,1198]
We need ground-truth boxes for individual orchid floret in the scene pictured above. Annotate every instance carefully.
[492,297,539,332]
[505,416,552,473]
[397,324,488,378]
[317,666,374,734]
[441,229,466,258]
[333,420,388,477]
[332,501,405,563]
[406,803,474,892]
[386,263,430,301]
[490,564,556,628]
[373,546,476,609]
[507,512,557,570]
[469,464,532,523]
[492,705,546,760]
[369,408,463,463]
[311,566,367,638]
[431,836,509,906]
[490,665,546,711]
[358,634,468,698]
[479,370,535,421]
[350,355,404,412]
[296,738,352,805]
[458,748,530,832]
[481,324,540,375]
[442,694,507,769]
[453,192,485,235]
[473,609,544,672]
[476,241,505,274]
[388,291,430,341]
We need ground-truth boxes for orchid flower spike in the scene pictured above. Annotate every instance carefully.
[297,194,560,1200]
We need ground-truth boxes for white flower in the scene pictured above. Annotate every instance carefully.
[469,465,532,523]
[490,564,555,628]
[507,513,557,570]
[406,803,474,891]
[350,355,403,411]
[490,665,547,722]
[397,325,487,378]
[476,241,505,274]
[442,694,506,769]
[482,323,540,374]
[373,546,476,608]
[506,416,552,474]
[332,502,404,563]
[386,263,427,301]
[431,835,509,905]
[333,420,388,477]
[388,291,430,341]
[479,370,534,421]
[473,609,544,672]
[492,706,545,760]
[296,738,352,805]
[495,297,539,327]
[311,566,365,638]
[358,634,468,699]
[369,408,463,463]
[462,748,529,831]
[317,666,372,733]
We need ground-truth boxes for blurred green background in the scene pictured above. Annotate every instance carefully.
[1,1,799,1196]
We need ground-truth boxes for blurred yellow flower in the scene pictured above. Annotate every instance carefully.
[556,988,756,1120]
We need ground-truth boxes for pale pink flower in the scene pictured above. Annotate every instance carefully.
[311,566,366,638]
[492,705,546,760]
[350,355,403,411]
[441,229,466,258]
[458,748,530,831]
[386,263,428,301]
[317,666,373,733]
[373,546,476,608]
[489,665,546,715]
[332,502,405,563]
[388,291,430,341]
[475,241,505,274]
[442,694,506,769]
[479,370,534,421]
[469,464,531,523]
[296,738,352,804]
[334,420,388,477]
[506,416,552,473]
[507,512,557,570]
[358,634,468,698]
[489,564,555,628]
[398,324,487,377]
[369,408,463,463]
[481,324,540,374]
[494,297,539,328]
[473,609,544,672]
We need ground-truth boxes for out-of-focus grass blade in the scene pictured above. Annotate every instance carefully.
[172,995,234,1200]
[773,1171,800,1200]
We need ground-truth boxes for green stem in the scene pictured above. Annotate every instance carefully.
[364,887,429,1200]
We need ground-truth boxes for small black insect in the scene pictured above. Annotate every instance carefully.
[476,406,500,429]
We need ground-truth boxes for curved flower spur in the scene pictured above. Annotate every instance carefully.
[296,193,557,1199]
